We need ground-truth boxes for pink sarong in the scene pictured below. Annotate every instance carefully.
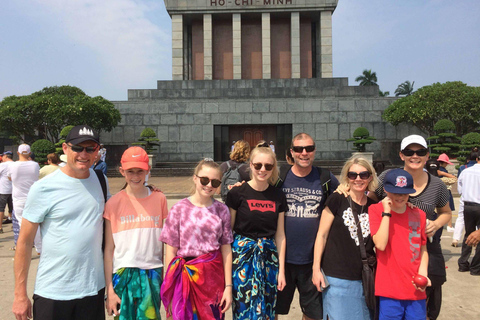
[161,250,225,320]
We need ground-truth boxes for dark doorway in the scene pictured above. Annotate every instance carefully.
[214,124,292,161]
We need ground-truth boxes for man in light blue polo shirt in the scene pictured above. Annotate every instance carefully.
[13,125,109,320]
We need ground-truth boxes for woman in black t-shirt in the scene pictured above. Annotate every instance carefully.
[312,155,378,320]
[226,145,287,320]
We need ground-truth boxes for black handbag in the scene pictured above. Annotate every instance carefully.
[349,196,377,311]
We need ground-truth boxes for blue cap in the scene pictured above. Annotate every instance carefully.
[384,169,416,194]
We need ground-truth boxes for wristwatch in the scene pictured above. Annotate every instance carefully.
[382,212,392,217]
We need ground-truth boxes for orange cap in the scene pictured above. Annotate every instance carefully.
[121,147,150,170]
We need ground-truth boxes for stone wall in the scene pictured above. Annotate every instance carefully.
[103,78,422,164]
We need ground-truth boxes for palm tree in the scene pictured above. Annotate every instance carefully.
[355,69,378,86]
[395,80,415,96]
[379,90,390,97]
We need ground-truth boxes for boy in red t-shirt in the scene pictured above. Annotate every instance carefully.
[369,169,430,320]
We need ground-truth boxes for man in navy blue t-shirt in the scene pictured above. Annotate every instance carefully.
[276,133,339,320]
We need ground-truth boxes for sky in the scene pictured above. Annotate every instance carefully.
[1,0,479,101]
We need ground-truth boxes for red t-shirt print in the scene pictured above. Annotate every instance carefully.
[247,200,276,213]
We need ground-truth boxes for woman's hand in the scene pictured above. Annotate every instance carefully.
[227,181,245,190]
[220,286,232,313]
[312,268,326,292]
[277,272,286,291]
[106,291,122,316]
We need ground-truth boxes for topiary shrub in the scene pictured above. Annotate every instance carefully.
[427,119,460,158]
[132,127,160,154]
[55,125,74,155]
[31,139,56,165]
[346,127,376,152]
[456,132,480,167]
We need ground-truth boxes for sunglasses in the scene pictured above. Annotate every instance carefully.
[291,145,315,153]
[401,148,428,157]
[347,171,371,180]
[196,175,221,188]
[68,144,98,154]
[252,162,274,171]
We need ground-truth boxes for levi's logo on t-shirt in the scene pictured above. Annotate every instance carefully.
[247,200,276,212]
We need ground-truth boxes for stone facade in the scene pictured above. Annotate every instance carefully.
[103,78,421,164]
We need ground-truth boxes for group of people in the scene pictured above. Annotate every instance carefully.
[9,126,480,320]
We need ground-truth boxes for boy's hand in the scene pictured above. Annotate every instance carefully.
[412,275,431,292]
[381,197,392,213]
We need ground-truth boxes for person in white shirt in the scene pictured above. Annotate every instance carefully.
[0,151,14,233]
[8,144,40,247]
[457,150,480,276]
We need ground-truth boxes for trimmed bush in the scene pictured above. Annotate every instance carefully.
[31,139,56,165]
[346,127,376,152]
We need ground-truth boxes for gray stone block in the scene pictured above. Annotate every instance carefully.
[126,115,143,126]
[235,101,253,113]
[168,126,180,141]
[228,114,244,124]
[134,126,146,141]
[316,141,331,153]
[211,113,226,124]
[185,153,203,162]
[347,112,365,123]
[168,154,186,162]
[304,124,315,137]
[295,112,314,123]
[364,111,383,123]
[327,123,339,140]
[169,102,187,113]
[203,125,213,141]
[123,126,136,143]
[304,100,322,112]
[218,102,231,113]
[161,114,177,125]
[204,102,219,113]
[160,142,177,153]
[292,124,305,134]
[329,112,347,123]
[286,100,304,112]
[144,114,160,126]
[330,140,348,152]
[278,113,295,123]
[373,122,386,140]
[354,100,373,111]
[262,113,279,124]
[179,125,192,141]
[185,103,203,114]
[338,100,356,111]
[322,100,338,111]
[191,125,203,141]
[194,114,211,124]
[177,114,194,125]
[269,101,286,112]
[177,141,193,153]
[112,127,124,143]
[193,142,213,153]
[315,124,327,140]
[338,123,350,140]
[313,112,330,123]
[156,126,169,142]
[253,101,270,113]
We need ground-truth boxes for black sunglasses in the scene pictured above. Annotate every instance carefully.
[68,144,98,154]
[252,162,274,171]
[196,175,221,188]
[291,145,315,153]
[401,148,428,157]
[347,171,371,180]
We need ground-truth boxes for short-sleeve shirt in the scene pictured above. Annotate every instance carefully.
[160,198,233,258]
[322,193,376,280]
[22,169,105,300]
[374,169,449,279]
[0,161,14,194]
[282,168,340,264]
[226,183,287,239]
[104,190,168,273]
[8,161,40,203]
[369,202,427,300]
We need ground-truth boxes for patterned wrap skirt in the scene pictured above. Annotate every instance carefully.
[112,267,163,320]
[232,233,279,320]
[161,250,225,320]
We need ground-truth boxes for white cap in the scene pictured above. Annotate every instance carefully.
[60,154,68,163]
[400,135,428,150]
[18,144,31,154]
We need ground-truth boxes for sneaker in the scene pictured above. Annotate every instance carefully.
[459,266,470,272]
[2,218,12,225]
[451,240,458,247]
[447,226,455,232]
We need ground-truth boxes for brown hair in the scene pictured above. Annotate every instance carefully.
[191,158,222,195]
[249,146,279,185]
[339,155,378,192]
[47,153,60,164]
[291,132,315,148]
[230,140,250,163]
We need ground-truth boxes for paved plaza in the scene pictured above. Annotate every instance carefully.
[0,177,479,319]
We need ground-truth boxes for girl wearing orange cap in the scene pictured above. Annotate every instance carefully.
[103,146,168,320]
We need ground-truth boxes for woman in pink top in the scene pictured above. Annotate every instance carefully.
[103,147,168,320]
[160,159,234,320]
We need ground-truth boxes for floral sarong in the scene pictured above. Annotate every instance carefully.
[232,234,278,320]
[112,267,163,320]
[161,250,225,320]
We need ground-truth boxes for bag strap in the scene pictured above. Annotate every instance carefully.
[317,167,332,199]
[94,169,107,203]
[349,196,368,263]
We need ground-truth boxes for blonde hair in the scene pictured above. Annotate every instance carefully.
[230,140,250,163]
[191,158,222,195]
[249,146,279,186]
[339,155,378,192]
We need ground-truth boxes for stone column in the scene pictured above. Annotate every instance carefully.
[262,12,271,79]
[204,14,213,80]
[233,14,242,80]
[291,12,300,78]
[172,15,183,80]
[320,11,333,78]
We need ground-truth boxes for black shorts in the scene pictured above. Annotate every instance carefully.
[33,288,105,320]
[0,193,12,212]
[276,262,323,319]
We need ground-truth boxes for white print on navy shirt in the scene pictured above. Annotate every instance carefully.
[283,187,322,218]
[342,207,370,246]
[120,214,160,226]
[409,219,421,263]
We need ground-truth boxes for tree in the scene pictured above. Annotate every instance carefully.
[457,132,480,166]
[31,139,56,165]
[355,69,378,86]
[379,90,390,97]
[395,80,415,96]
[132,127,160,154]
[427,119,460,158]
[0,85,121,144]
[383,81,480,136]
[346,127,376,152]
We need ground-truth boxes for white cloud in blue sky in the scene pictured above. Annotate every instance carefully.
[0,0,478,101]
